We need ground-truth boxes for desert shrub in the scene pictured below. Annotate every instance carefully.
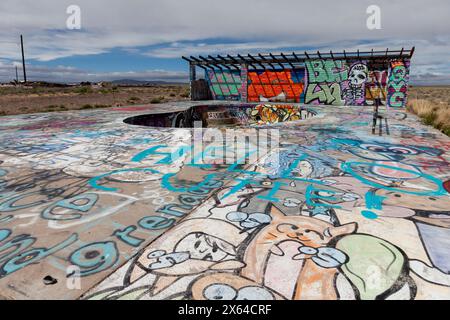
[75,86,93,94]
[150,97,163,104]
[150,96,166,104]
[407,98,450,136]
[422,112,437,126]
[44,105,66,112]
[127,96,141,104]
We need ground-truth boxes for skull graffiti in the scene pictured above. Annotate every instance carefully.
[348,63,368,87]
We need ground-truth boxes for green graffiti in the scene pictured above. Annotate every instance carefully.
[336,234,406,300]
[306,60,348,83]
[304,83,344,106]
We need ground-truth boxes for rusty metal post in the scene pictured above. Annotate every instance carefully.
[240,63,248,102]
[189,64,196,100]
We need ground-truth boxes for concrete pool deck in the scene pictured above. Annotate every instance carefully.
[0,101,449,300]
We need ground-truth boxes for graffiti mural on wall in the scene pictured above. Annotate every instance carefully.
[206,70,242,100]
[249,104,314,125]
[123,104,316,128]
[366,68,388,106]
[387,60,410,108]
[247,70,305,103]
[304,59,348,106]
[342,62,368,106]
[204,59,411,107]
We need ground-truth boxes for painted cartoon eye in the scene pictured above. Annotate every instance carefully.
[360,144,388,153]
[342,193,360,201]
[243,213,271,228]
[203,284,237,300]
[316,190,335,197]
[312,247,348,268]
[387,147,418,155]
[226,211,248,222]
[276,223,298,233]
[147,250,166,259]
[236,286,275,300]
[299,246,318,255]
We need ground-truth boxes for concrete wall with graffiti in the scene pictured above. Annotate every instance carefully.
[0,101,448,300]
[206,59,410,107]
[123,104,316,128]
[247,70,305,103]
[206,70,243,101]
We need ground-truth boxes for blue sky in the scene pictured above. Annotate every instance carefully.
[0,0,449,84]
[44,47,187,73]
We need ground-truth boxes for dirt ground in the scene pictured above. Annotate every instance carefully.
[408,86,450,105]
[0,84,190,116]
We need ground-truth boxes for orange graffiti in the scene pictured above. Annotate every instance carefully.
[251,104,301,124]
[248,70,304,102]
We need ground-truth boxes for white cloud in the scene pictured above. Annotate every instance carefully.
[0,0,449,84]
[0,59,188,83]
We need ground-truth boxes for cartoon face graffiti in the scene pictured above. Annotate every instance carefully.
[127,218,247,283]
[240,205,357,299]
[190,273,284,300]
[175,232,235,261]
[348,63,368,87]
[331,138,446,167]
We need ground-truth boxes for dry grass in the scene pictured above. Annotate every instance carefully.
[407,92,450,136]
[0,84,190,116]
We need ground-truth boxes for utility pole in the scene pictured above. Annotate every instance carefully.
[15,66,18,82]
[20,35,27,83]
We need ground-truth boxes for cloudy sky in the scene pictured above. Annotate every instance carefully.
[0,0,449,84]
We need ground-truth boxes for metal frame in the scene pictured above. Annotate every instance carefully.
[183,48,414,70]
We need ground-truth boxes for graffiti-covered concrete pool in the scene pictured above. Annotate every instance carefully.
[0,101,449,300]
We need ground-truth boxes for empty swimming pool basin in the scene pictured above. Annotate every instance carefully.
[123,104,317,128]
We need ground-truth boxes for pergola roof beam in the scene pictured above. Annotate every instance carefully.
[183,48,415,67]
[258,53,276,69]
[270,53,285,68]
[238,54,257,69]
[248,54,266,69]
[208,55,231,70]
[281,53,295,68]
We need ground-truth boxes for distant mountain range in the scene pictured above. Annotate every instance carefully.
[110,79,186,85]
[0,79,188,86]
